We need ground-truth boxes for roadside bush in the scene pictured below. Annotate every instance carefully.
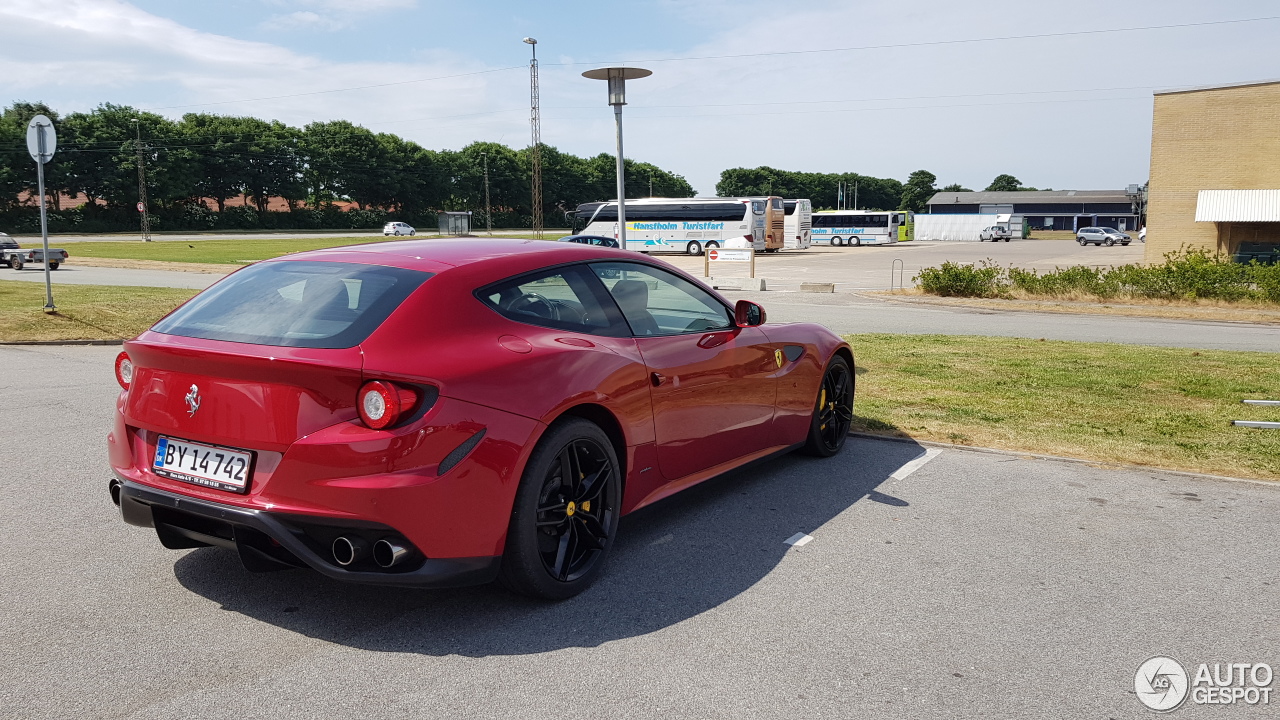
[916,249,1280,305]
[915,260,1008,298]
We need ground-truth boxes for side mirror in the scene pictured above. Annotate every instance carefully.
[734,300,766,327]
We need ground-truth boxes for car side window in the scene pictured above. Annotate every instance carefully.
[589,262,733,336]
[478,265,628,337]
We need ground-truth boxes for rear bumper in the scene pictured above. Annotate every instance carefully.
[114,477,501,589]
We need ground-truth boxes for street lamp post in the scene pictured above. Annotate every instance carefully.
[582,67,651,249]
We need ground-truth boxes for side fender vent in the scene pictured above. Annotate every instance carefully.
[783,345,805,362]
[438,428,487,476]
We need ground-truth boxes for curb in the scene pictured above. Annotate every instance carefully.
[0,339,125,346]
[851,292,1280,327]
[848,431,1278,488]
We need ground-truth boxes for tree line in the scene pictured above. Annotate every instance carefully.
[718,168,1043,214]
[0,102,695,233]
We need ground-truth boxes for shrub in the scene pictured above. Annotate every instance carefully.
[915,260,1007,298]
[916,249,1280,305]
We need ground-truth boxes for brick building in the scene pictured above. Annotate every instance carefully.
[1146,79,1280,261]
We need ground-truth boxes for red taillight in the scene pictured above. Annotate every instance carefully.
[357,380,418,430]
[114,352,133,390]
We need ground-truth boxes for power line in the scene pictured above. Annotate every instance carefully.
[543,15,1280,66]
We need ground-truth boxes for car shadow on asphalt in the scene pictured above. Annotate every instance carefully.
[172,435,927,657]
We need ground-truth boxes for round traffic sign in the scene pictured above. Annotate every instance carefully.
[26,115,57,164]
[708,249,719,260]
[137,202,146,213]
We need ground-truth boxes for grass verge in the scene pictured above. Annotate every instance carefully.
[847,334,1280,481]
[0,281,196,342]
[53,233,558,266]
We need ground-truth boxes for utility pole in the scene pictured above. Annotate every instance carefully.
[853,180,859,211]
[523,38,543,239]
[649,173,653,197]
[132,119,152,242]
[481,151,493,236]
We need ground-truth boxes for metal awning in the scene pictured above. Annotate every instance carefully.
[1195,189,1280,222]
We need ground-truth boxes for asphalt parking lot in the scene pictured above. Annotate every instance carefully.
[2,345,1276,719]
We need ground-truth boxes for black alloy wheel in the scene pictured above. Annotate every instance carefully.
[802,355,855,457]
[499,418,620,599]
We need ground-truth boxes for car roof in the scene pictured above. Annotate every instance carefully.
[274,237,639,276]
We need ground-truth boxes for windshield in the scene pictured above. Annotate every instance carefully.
[152,261,431,349]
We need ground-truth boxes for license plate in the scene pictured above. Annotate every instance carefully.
[153,436,254,494]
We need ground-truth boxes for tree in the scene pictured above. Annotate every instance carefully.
[939,183,971,192]
[898,169,937,213]
[986,174,1024,192]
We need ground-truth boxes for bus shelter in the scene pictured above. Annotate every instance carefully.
[438,211,472,236]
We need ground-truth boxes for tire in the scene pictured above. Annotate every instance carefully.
[1077,238,1086,245]
[853,237,862,247]
[410,230,415,236]
[49,261,59,270]
[1121,242,1129,246]
[686,240,703,256]
[498,417,621,600]
[10,257,23,270]
[831,237,842,247]
[1104,238,1116,247]
[801,354,855,457]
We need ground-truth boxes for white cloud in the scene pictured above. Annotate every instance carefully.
[261,0,417,32]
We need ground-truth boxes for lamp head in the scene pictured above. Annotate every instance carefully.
[522,37,537,45]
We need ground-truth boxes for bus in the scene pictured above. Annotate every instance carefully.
[783,199,812,250]
[570,197,773,255]
[763,196,786,252]
[811,210,914,246]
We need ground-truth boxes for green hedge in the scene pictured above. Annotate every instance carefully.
[914,250,1280,303]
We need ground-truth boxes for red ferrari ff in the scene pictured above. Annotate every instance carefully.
[108,239,854,599]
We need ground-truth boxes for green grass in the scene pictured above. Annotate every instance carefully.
[847,334,1280,481]
[0,281,197,342]
[55,233,560,266]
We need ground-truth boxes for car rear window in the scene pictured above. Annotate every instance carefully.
[152,261,431,348]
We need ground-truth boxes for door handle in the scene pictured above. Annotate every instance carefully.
[650,372,667,387]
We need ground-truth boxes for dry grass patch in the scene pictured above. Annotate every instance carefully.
[0,281,197,342]
[871,289,1280,324]
[847,334,1280,480]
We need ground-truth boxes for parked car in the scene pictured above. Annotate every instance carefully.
[383,222,416,236]
[1076,227,1131,246]
[979,226,1012,242]
[0,232,17,250]
[556,234,620,248]
[108,239,854,599]
[1138,226,1147,243]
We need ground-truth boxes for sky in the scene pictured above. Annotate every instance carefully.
[1,0,1278,196]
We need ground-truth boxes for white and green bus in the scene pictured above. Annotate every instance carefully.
[811,210,914,246]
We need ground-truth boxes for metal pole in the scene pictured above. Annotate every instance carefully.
[134,120,152,242]
[614,103,627,249]
[36,123,54,311]
[482,152,492,236]
[526,40,543,239]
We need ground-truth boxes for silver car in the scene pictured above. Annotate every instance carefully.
[1076,227,1131,246]
[979,226,1012,242]
[383,222,416,237]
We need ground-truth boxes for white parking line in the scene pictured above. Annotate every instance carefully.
[889,448,943,480]
[784,532,813,547]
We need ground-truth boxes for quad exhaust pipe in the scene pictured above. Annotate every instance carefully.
[333,536,411,568]
[373,539,409,568]
[331,536,367,566]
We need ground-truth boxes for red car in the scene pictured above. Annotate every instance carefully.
[108,239,854,599]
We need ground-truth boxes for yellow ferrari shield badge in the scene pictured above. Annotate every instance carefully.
[774,349,784,367]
